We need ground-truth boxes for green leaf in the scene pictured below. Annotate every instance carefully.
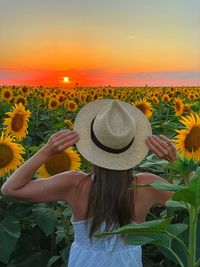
[47,255,60,267]
[172,174,200,208]
[167,157,197,182]
[125,234,155,246]
[94,219,171,238]
[172,189,195,206]
[167,223,188,236]
[0,216,21,264]
[151,181,184,192]
[55,226,66,244]
[188,169,200,208]
[29,146,39,154]
[125,232,171,247]
[32,205,58,237]
[52,121,65,129]
[166,200,188,210]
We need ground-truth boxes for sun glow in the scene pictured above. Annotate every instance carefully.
[63,76,69,83]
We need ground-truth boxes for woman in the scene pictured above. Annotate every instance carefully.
[1,99,177,267]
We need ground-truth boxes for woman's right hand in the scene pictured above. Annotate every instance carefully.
[145,134,178,162]
[44,129,79,156]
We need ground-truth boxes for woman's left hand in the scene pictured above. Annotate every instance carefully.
[145,134,178,162]
[44,129,79,156]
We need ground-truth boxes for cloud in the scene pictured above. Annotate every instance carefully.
[127,35,135,40]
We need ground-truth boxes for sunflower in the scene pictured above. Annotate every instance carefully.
[134,99,153,119]
[115,93,123,100]
[151,96,159,105]
[107,87,114,96]
[174,98,184,116]
[0,133,24,176]
[92,93,99,101]
[48,99,59,110]
[69,91,77,99]
[182,103,191,116]
[162,94,171,102]
[79,94,85,104]
[3,103,31,141]
[85,94,92,103]
[64,119,73,129]
[58,94,66,103]
[188,93,196,100]
[174,113,200,160]
[21,86,28,94]
[37,148,81,178]
[15,96,28,106]
[1,88,13,102]
[66,100,78,112]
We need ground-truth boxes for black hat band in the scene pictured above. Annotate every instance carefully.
[90,117,134,154]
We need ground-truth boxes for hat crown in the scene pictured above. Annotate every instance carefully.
[93,101,136,149]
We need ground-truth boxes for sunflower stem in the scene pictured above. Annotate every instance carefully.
[56,206,71,246]
[188,206,197,267]
[166,169,173,218]
[52,200,57,210]
[0,176,3,188]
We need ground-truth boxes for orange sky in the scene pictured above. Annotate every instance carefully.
[0,0,200,86]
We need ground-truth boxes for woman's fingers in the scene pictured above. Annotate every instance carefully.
[47,130,79,153]
[52,130,75,141]
[146,135,178,162]
[54,132,79,147]
[56,135,79,151]
[159,134,171,145]
[145,137,164,158]
[159,135,178,161]
[147,135,169,157]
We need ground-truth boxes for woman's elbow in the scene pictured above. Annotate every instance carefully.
[1,185,10,196]
[0,184,18,198]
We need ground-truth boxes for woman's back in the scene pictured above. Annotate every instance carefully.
[69,172,160,223]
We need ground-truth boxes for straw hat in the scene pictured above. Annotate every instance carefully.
[73,99,152,170]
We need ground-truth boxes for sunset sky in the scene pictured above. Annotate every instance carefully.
[0,0,200,86]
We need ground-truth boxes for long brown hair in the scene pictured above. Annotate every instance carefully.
[75,164,136,239]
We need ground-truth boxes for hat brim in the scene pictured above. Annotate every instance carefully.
[73,99,152,170]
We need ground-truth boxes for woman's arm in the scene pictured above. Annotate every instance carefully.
[137,172,174,207]
[145,135,177,206]
[0,130,80,203]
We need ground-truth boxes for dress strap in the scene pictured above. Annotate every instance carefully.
[91,173,95,181]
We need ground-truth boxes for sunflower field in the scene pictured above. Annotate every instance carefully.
[0,85,200,267]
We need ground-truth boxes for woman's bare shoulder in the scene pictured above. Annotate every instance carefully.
[135,172,164,184]
[70,170,92,185]
[69,170,89,179]
[135,172,173,206]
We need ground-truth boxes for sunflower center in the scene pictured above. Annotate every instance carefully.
[11,114,25,132]
[69,103,75,109]
[4,91,11,98]
[175,102,181,110]
[45,152,71,175]
[0,144,14,168]
[17,98,25,105]
[59,96,65,102]
[51,101,57,107]
[185,126,200,152]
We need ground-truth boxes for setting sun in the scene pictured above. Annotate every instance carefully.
[63,77,69,83]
